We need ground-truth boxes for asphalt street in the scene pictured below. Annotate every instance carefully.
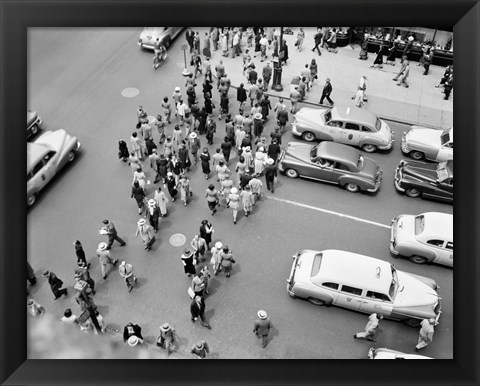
[27,27,453,359]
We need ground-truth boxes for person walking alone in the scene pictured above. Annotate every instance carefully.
[396,60,410,88]
[219,245,235,277]
[205,184,220,215]
[42,270,68,300]
[119,261,137,293]
[96,242,119,279]
[100,219,126,249]
[154,186,169,217]
[312,28,323,56]
[181,248,196,277]
[264,158,277,193]
[210,241,223,275]
[353,313,383,342]
[157,323,178,356]
[177,173,191,207]
[131,181,146,215]
[319,78,334,106]
[145,199,161,232]
[135,218,156,251]
[415,318,436,351]
[191,340,210,359]
[190,295,212,329]
[74,240,89,268]
[253,310,272,348]
[227,187,241,224]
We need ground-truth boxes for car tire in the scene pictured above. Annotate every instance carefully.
[409,150,424,160]
[285,168,299,178]
[405,187,421,198]
[67,151,75,163]
[27,193,37,207]
[307,297,325,306]
[410,255,428,264]
[345,183,360,193]
[403,318,421,328]
[362,144,377,153]
[301,131,316,142]
[31,125,38,135]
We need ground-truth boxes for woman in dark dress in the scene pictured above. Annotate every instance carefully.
[196,108,208,135]
[260,95,272,121]
[157,154,170,183]
[371,43,386,68]
[186,85,196,108]
[199,219,214,249]
[203,80,213,99]
[199,147,211,179]
[385,42,397,65]
[118,139,129,162]
[165,172,178,202]
[74,240,89,268]
[204,93,214,116]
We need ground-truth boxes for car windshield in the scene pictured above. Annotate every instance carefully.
[414,215,425,236]
[375,118,382,131]
[357,155,364,169]
[310,144,320,160]
[389,266,399,299]
[324,110,332,123]
[310,253,323,277]
[440,129,451,146]
[436,162,449,182]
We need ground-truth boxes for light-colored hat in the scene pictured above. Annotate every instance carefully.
[266,158,274,165]
[127,336,139,347]
[137,218,146,226]
[189,132,197,139]
[254,113,262,120]
[183,249,193,257]
[195,341,204,349]
[175,86,181,91]
[231,187,238,194]
[167,172,173,177]
[120,261,126,266]
[429,318,436,324]
[408,36,414,41]
[160,323,171,332]
[42,270,50,277]
[148,199,156,206]
[27,299,34,306]
[215,241,223,249]
[257,310,267,319]
[98,242,108,251]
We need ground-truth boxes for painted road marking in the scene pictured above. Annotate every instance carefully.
[267,196,391,229]
[169,233,186,247]
[121,87,140,97]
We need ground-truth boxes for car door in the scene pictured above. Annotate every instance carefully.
[309,158,335,182]
[340,122,362,147]
[335,284,363,310]
[360,290,394,316]
[325,120,344,143]
[434,241,453,266]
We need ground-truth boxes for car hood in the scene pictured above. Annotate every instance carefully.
[372,348,432,359]
[406,127,441,147]
[35,129,77,154]
[295,107,329,127]
[394,271,439,310]
[284,142,312,162]
[399,160,438,182]
[27,110,38,126]
[140,27,163,41]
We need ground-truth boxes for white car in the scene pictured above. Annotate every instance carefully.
[401,126,453,162]
[287,249,442,327]
[390,212,453,267]
[368,347,432,359]
[138,27,183,50]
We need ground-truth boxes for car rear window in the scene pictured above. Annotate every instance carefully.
[310,253,323,276]
[375,118,382,131]
[414,215,425,236]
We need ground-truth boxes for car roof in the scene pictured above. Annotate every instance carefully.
[317,142,360,167]
[421,212,453,240]
[27,143,50,172]
[331,105,377,126]
[314,250,392,294]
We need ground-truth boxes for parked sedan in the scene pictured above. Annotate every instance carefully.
[27,110,43,140]
[390,212,453,267]
[291,105,394,153]
[27,129,81,207]
[368,347,432,359]
[278,141,383,193]
[394,159,453,203]
[286,249,442,327]
[138,27,183,50]
[401,126,453,162]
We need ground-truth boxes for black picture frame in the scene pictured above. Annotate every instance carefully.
[1,0,478,385]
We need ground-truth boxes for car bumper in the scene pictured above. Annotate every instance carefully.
[378,131,395,150]
[394,177,405,192]
[138,41,155,50]
[400,132,411,154]
[291,124,301,136]
[366,169,383,192]
[389,217,400,254]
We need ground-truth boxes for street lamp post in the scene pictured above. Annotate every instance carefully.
[181,44,191,77]
[272,27,284,91]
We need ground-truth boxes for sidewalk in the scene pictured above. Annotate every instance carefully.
[200,27,452,129]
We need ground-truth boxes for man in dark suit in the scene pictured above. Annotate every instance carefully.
[312,27,323,56]
[42,270,67,300]
[319,78,334,106]
[253,310,272,348]
[101,219,126,249]
[190,295,212,329]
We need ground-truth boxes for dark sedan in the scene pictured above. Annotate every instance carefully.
[394,159,453,203]
[278,141,383,193]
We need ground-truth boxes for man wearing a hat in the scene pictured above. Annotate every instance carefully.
[100,219,126,250]
[145,199,160,233]
[262,62,272,91]
[191,340,210,359]
[210,241,223,275]
[135,218,156,251]
[264,157,277,193]
[119,261,137,293]
[27,299,45,318]
[75,264,95,295]
[190,295,212,329]
[415,318,436,351]
[188,132,201,164]
[354,312,383,342]
[253,113,264,139]
[42,270,68,300]
[96,242,119,279]
[289,86,301,114]
[320,78,334,106]
[157,323,178,355]
[123,322,144,345]
[181,248,196,277]
[253,310,272,348]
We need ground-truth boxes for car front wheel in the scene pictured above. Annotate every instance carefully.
[308,297,325,306]
[285,168,299,178]
[67,151,75,163]
[301,131,316,142]
[409,150,424,160]
[27,193,37,207]
[410,255,428,264]
[362,144,377,153]
[403,318,421,328]
[405,187,421,198]
[345,183,360,193]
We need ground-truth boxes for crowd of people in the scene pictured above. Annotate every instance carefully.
[27,26,448,358]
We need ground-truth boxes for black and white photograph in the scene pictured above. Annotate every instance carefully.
[26,26,454,360]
